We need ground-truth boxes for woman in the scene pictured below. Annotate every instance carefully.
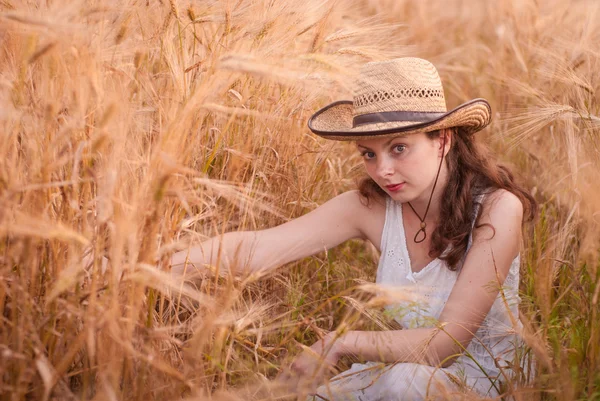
[171,58,536,400]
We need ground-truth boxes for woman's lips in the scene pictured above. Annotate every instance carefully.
[385,182,405,192]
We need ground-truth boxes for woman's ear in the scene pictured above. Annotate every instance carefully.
[439,128,453,157]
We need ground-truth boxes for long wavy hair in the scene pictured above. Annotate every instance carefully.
[358,127,537,270]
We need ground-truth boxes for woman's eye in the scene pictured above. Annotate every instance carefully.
[362,151,375,159]
[393,144,406,153]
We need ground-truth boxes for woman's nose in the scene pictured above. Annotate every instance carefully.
[376,157,394,177]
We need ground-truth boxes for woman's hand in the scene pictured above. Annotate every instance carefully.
[278,332,343,395]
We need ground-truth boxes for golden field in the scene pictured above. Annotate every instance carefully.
[1,0,599,399]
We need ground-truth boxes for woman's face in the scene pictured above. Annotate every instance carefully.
[356,132,448,204]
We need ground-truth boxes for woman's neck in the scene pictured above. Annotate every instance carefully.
[406,167,449,223]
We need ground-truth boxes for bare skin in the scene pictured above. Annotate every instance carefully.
[170,129,524,392]
[170,189,386,280]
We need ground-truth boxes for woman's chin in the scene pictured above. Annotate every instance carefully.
[385,190,409,203]
[383,186,424,204]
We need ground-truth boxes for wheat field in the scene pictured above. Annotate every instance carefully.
[1,0,599,399]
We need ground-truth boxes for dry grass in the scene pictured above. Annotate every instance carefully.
[0,0,599,399]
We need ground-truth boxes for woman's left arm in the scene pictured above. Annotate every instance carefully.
[290,190,524,376]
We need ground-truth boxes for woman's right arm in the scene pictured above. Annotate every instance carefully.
[170,190,385,280]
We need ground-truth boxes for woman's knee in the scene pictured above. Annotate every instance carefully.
[378,363,455,401]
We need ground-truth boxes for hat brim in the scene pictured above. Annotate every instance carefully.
[307,98,492,141]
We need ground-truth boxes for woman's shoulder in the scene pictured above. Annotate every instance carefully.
[338,190,387,221]
[336,190,387,248]
[480,188,524,218]
[336,189,387,210]
[474,189,524,242]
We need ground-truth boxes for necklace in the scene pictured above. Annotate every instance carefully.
[407,134,447,244]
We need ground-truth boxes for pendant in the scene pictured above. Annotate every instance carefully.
[414,226,427,243]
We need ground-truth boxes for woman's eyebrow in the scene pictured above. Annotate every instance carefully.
[356,137,397,151]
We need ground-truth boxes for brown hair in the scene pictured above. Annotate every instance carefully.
[358,128,537,270]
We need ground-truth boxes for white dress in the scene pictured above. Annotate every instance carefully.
[311,195,523,400]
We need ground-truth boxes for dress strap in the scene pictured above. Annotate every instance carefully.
[467,193,487,252]
[379,196,402,254]
[376,196,415,283]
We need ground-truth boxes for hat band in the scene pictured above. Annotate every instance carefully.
[352,110,446,128]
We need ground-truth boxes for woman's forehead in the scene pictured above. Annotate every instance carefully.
[355,133,422,148]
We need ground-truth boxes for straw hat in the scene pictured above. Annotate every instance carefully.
[308,58,491,141]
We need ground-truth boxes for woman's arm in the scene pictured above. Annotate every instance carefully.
[291,190,524,375]
[171,190,385,280]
